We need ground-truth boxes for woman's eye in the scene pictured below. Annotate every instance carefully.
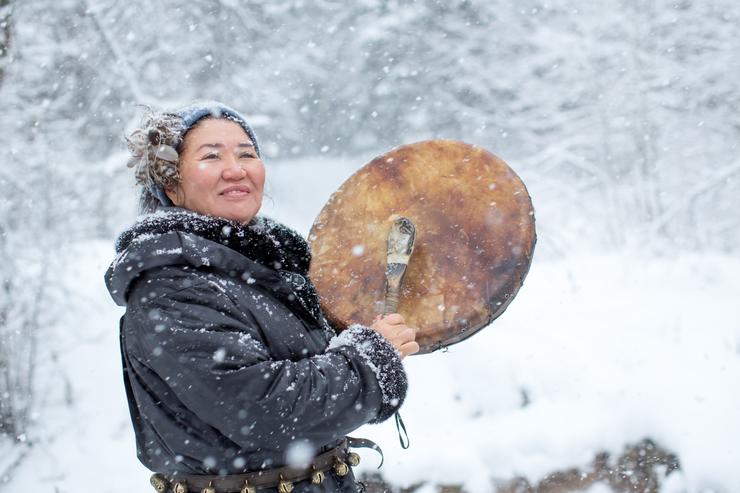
[239,153,257,159]
[202,153,220,160]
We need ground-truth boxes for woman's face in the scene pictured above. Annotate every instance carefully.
[166,118,265,224]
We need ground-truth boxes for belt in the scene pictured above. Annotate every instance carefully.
[149,437,376,493]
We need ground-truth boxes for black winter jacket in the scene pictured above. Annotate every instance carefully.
[105,207,407,492]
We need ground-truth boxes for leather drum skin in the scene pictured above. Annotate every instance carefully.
[308,140,536,354]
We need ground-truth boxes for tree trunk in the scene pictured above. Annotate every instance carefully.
[0,0,11,87]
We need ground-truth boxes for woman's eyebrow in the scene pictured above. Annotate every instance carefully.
[196,143,223,152]
[196,142,254,152]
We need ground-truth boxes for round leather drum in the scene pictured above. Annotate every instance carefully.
[308,140,536,354]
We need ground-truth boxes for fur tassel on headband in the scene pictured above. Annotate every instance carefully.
[125,111,185,190]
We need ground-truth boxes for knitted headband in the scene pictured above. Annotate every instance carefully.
[177,102,261,157]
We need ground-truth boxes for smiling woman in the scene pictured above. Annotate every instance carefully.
[106,101,418,493]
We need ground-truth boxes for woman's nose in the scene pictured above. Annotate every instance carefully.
[222,157,247,180]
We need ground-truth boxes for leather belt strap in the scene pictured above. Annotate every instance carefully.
[157,439,350,492]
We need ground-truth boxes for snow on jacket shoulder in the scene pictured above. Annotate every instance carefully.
[104,207,407,477]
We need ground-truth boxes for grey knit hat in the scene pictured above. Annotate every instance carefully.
[126,101,260,212]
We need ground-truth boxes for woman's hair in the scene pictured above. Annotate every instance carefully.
[138,188,164,215]
[125,102,261,215]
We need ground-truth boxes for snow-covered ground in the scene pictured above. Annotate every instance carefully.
[4,157,739,492]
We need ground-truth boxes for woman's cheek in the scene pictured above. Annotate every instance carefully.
[256,163,267,187]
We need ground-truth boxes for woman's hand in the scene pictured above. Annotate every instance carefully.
[370,313,420,359]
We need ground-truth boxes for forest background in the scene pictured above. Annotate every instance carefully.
[0,0,738,492]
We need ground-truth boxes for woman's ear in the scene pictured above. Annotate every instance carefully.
[165,187,181,206]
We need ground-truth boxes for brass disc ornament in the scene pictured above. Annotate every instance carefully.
[308,140,536,354]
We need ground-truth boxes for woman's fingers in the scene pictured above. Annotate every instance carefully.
[381,313,405,325]
[368,315,419,357]
[399,327,415,342]
[370,315,407,335]
[398,341,420,358]
[387,326,417,352]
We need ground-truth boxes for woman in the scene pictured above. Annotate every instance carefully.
[105,101,419,493]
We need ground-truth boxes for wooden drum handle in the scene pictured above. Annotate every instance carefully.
[383,217,416,316]
[384,290,401,315]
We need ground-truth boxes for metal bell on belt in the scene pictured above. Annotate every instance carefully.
[173,481,188,493]
[201,482,216,493]
[278,474,294,493]
[240,479,256,493]
[310,467,325,485]
[333,457,349,477]
[347,452,361,467]
[150,473,169,493]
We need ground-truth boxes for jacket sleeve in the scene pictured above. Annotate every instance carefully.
[123,272,407,451]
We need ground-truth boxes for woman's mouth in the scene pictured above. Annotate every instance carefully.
[220,185,250,196]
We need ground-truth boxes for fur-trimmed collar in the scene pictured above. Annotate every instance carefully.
[115,207,311,275]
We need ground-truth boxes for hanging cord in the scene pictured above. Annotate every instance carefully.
[347,436,385,469]
[394,411,410,449]
[346,411,409,471]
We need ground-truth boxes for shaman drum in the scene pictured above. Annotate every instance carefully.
[308,140,536,354]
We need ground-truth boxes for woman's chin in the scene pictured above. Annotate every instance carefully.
[216,204,260,224]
